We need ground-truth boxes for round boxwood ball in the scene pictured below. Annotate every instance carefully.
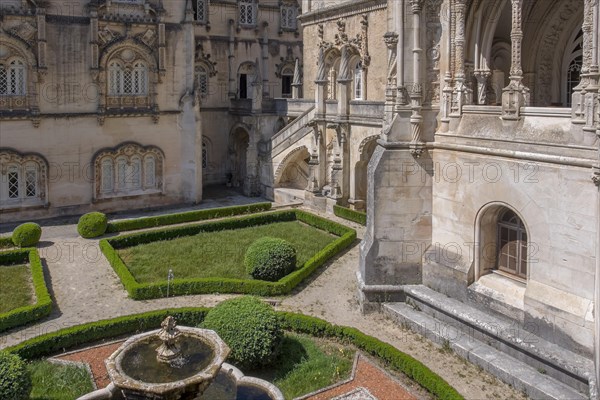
[201,296,283,369]
[244,237,296,282]
[0,352,31,400]
[11,222,42,248]
[77,212,108,238]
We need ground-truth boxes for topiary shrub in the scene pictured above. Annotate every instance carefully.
[77,212,108,239]
[244,237,296,282]
[201,296,283,369]
[11,223,42,248]
[0,351,31,400]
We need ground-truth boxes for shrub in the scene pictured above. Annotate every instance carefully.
[333,205,367,226]
[201,297,283,369]
[11,223,41,248]
[106,203,272,233]
[245,237,296,281]
[0,352,31,400]
[77,212,108,238]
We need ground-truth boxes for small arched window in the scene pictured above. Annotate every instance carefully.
[239,0,256,26]
[101,158,114,193]
[281,66,294,98]
[0,155,45,207]
[354,62,364,100]
[130,156,142,190]
[566,55,582,107]
[0,59,26,96]
[144,155,156,188]
[497,209,527,279]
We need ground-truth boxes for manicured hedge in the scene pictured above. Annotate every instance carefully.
[5,309,463,400]
[334,205,367,226]
[0,236,13,249]
[11,223,42,248]
[0,249,52,333]
[100,210,356,299]
[77,212,108,238]
[106,202,273,233]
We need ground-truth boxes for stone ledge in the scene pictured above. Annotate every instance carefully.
[383,302,592,400]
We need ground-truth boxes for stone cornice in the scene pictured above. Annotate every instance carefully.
[298,0,386,25]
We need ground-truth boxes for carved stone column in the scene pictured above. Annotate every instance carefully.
[228,20,236,99]
[582,0,599,131]
[396,0,408,109]
[474,70,491,105]
[451,0,467,118]
[384,32,399,129]
[327,123,344,200]
[315,46,328,118]
[261,23,270,98]
[502,0,529,120]
[306,123,322,193]
[409,0,424,156]
[337,46,352,119]
[292,58,302,99]
[440,2,453,132]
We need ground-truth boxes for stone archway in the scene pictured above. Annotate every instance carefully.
[274,146,310,190]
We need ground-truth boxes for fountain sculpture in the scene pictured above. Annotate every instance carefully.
[79,316,283,400]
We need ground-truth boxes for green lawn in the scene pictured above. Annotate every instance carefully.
[117,221,337,283]
[0,264,34,313]
[28,360,94,400]
[249,333,355,399]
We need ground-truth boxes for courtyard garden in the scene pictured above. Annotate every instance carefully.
[101,209,356,299]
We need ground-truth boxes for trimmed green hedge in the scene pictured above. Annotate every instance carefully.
[4,309,463,400]
[11,223,42,248]
[106,202,273,233]
[334,205,367,226]
[245,237,296,282]
[0,236,13,250]
[0,249,52,333]
[77,212,108,238]
[100,210,356,299]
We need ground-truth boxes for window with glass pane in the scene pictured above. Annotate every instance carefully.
[566,55,582,107]
[130,157,142,190]
[117,158,127,190]
[101,159,114,193]
[25,166,37,197]
[354,62,363,100]
[0,60,26,96]
[196,0,207,22]
[7,167,19,199]
[202,142,208,169]
[239,0,255,25]
[281,6,296,29]
[144,156,156,187]
[496,209,527,279]
[197,66,208,97]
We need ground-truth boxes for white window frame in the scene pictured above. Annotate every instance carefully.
[239,0,256,26]
[0,162,43,207]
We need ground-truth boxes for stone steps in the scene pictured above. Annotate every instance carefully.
[382,285,596,399]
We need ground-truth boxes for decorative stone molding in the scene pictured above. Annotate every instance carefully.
[275,46,296,78]
[93,142,164,200]
[195,42,218,77]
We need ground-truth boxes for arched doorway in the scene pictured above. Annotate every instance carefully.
[354,137,378,209]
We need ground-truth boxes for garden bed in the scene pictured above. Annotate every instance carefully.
[5,309,462,400]
[0,249,52,333]
[100,210,356,299]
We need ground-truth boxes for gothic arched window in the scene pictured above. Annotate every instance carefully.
[566,55,582,107]
[108,61,148,96]
[496,209,528,279]
[195,0,208,23]
[202,141,208,169]
[196,65,209,97]
[280,4,297,30]
[281,66,294,98]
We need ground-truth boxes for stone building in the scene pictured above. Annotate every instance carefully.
[270,0,600,398]
[0,0,302,220]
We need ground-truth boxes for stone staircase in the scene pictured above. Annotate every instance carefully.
[383,285,597,400]
[271,106,316,159]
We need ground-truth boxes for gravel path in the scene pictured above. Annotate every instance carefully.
[0,198,526,400]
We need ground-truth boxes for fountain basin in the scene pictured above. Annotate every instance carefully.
[105,327,230,399]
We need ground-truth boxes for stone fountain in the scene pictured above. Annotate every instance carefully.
[78,317,283,400]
